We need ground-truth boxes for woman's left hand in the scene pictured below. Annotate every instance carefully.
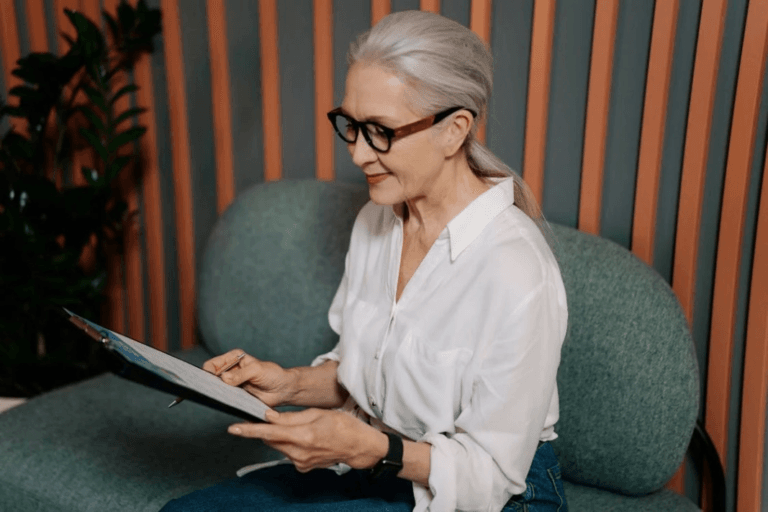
[228,408,388,473]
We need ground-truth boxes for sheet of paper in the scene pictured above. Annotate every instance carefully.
[67,309,270,421]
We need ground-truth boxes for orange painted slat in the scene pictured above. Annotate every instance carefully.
[632,0,679,265]
[55,0,86,187]
[577,0,618,236]
[258,0,282,182]
[737,143,768,512]
[161,0,196,349]
[55,0,77,53]
[469,0,491,144]
[0,0,23,133]
[206,0,235,213]
[522,0,555,205]
[420,0,440,13]
[706,0,768,477]
[133,46,168,351]
[671,0,727,325]
[371,0,390,26]
[314,0,334,181]
[25,0,49,52]
[80,0,99,25]
[104,0,144,342]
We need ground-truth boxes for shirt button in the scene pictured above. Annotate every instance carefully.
[369,397,376,408]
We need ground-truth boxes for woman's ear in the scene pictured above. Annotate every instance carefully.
[441,110,474,158]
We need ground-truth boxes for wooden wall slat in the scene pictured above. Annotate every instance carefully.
[420,0,440,13]
[469,0,491,144]
[161,0,196,349]
[371,0,390,26]
[133,45,168,351]
[671,0,727,325]
[523,0,555,205]
[631,0,679,264]
[258,0,282,182]
[577,0,618,236]
[206,0,235,213]
[24,0,49,52]
[737,142,768,512]
[314,0,334,181]
[706,0,768,476]
[0,1,22,129]
[103,0,144,342]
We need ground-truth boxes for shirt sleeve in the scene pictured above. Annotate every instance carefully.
[310,250,350,368]
[418,280,566,512]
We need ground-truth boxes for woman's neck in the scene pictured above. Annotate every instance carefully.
[401,160,490,239]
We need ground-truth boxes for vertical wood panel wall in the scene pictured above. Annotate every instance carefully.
[1,0,766,510]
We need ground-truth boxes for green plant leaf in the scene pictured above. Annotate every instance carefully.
[103,11,120,47]
[75,105,106,134]
[106,155,131,181]
[82,85,108,114]
[65,9,105,61]
[110,84,138,106]
[111,107,145,129]
[117,2,136,36]
[2,131,34,162]
[11,53,60,85]
[77,127,108,162]
[107,126,145,154]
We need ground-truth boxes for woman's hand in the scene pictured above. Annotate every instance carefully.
[203,349,298,408]
[228,408,389,473]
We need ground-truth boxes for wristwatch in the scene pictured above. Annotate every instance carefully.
[369,431,404,481]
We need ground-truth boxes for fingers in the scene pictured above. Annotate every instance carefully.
[202,349,247,374]
[220,358,266,387]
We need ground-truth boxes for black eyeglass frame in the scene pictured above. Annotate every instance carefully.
[326,106,477,153]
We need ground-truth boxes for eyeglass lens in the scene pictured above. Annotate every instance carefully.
[332,114,390,152]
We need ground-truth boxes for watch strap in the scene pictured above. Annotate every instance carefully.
[369,432,404,481]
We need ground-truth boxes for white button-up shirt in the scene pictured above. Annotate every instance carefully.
[312,177,568,512]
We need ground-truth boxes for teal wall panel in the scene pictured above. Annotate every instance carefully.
[541,0,594,228]
[441,0,470,28]
[177,0,219,283]
[225,0,265,193]
[600,0,653,248]
[333,0,369,183]
[487,0,533,187]
[277,0,316,181]
[654,0,701,284]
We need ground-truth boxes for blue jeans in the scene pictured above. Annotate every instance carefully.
[160,441,567,512]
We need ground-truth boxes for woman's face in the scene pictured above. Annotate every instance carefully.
[340,64,448,206]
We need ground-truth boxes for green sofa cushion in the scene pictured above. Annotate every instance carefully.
[0,347,281,512]
[549,224,699,496]
[197,179,370,368]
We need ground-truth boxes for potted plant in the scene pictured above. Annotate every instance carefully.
[0,0,161,397]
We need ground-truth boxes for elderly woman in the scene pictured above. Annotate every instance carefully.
[162,10,568,512]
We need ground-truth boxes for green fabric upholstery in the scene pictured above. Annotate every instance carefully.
[549,225,699,496]
[0,180,701,511]
[197,179,370,368]
[0,347,281,512]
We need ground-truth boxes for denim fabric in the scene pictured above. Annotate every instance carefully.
[502,442,568,512]
[160,442,567,512]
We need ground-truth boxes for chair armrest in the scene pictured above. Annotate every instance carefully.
[689,419,726,511]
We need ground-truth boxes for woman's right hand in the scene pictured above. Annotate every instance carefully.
[203,349,297,408]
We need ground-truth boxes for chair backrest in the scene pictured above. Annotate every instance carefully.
[198,180,699,496]
[549,223,699,495]
[197,180,369,368]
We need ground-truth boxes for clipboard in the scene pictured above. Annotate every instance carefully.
[64,308,270,423]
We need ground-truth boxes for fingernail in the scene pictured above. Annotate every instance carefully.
[229,426,242,435]
[266,410,279,421]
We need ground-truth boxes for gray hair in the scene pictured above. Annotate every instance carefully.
[347,10,545,227]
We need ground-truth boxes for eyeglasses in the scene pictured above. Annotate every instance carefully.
[326,106,477,153]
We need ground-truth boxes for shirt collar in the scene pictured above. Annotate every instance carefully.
[445,177,515,261]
